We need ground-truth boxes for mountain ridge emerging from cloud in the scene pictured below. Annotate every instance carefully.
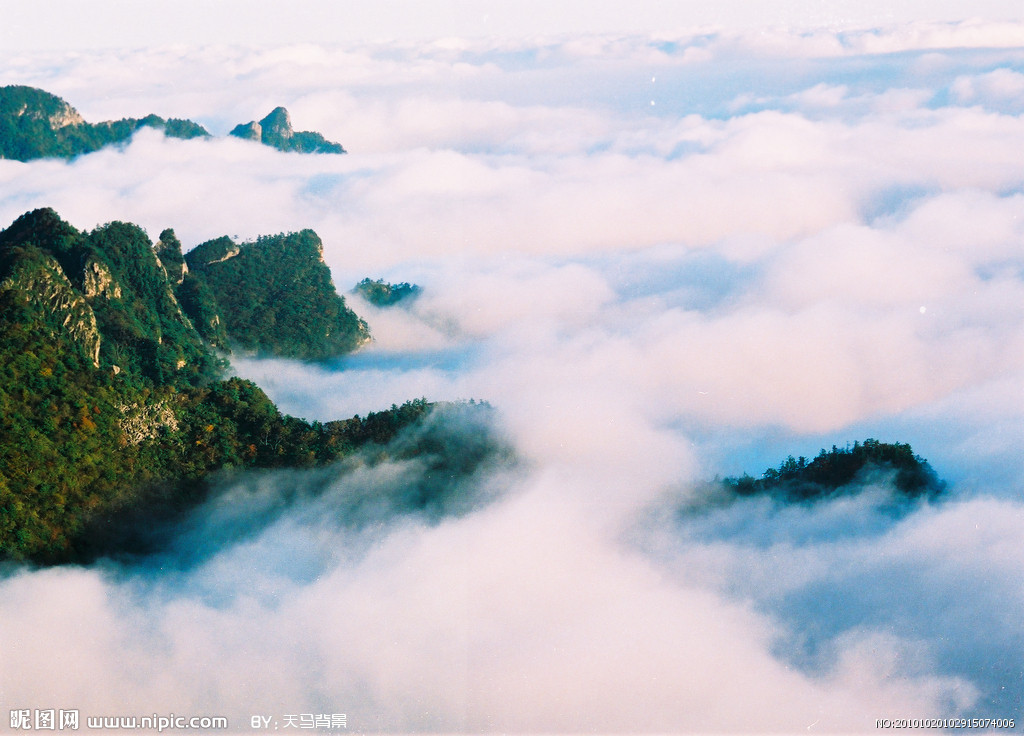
[0,85,209,161]
[0,85,345,161]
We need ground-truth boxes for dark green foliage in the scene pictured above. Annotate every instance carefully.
[75,398,508,562]
[0,85,82,160]
[183,230,369,360]
[176,274,230,348]
[0,207,81,277]
[288,131,346,154]
[0,208,223,387]
[229,106,345,154]
[0,209,465,564]
[355,277,422,307]
[0,209,221,558]
[158,117,210,140]
[0,85,210,161]
[0,285,159,559]
[723,439,944,502]
[174,387,434,474]
[186,235,237,264]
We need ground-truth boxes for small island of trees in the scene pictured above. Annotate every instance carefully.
[723,439,944,502]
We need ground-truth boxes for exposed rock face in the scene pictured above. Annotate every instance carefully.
[0,208,471,566]
[4,87,85,128]
[83,259,122,300]
[1,253,101,367]
[47,104,85,129]
[117,399,179,446]
[0,85,354,162]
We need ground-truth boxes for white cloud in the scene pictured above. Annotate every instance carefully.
[0,473,987,732]
[952,67,1024,113]
[5,3,1024,51]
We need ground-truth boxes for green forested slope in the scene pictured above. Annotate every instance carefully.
[0,209,464,563]
[0,85,209,161]
[183,230,369,360]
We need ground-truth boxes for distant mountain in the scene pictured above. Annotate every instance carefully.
[0,208,496,563]
[229,106,346,154]
[0,85,208,161]
[0,86,346,161]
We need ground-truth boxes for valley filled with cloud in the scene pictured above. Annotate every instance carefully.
[2,18,1024,732]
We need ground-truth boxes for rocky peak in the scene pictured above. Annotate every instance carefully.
[229,107,294,148]
[229,106,344,154]
[260,107,293,141]
[1,85,213,162]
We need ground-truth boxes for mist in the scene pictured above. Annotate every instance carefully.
[3,19,1024,733]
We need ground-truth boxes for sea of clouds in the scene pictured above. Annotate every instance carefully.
[2,21,1024,732]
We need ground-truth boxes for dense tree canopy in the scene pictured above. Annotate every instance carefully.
[184,230,370,360]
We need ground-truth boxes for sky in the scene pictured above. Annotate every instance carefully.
[3,0,1024,48]
[3,3,1024,734]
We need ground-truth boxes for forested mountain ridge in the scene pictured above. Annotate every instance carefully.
[0,85,208,161]
[0,86,346,161]
[184,229,369,360]
[0,209,487,563]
